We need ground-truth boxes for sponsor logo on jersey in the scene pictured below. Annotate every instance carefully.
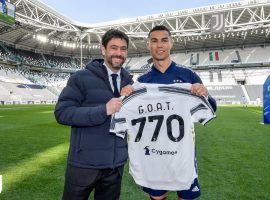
[144,146,150,155]
[144,146,177,156]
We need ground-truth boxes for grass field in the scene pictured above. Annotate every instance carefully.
[0,105,270,200]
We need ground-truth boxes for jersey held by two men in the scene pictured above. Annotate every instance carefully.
[110,82,216,190]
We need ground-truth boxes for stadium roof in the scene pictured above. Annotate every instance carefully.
[1,0,270,57]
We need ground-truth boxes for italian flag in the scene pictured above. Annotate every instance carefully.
[209,52,219,61]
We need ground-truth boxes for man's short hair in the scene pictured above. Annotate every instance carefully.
[102,29,129,48]
[148,25,171,38]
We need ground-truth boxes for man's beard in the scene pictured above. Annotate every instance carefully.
[107,55,126,69]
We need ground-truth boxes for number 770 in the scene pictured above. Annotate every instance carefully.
[131,114,184,142]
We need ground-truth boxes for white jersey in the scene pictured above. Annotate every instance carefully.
[110,83,216,190]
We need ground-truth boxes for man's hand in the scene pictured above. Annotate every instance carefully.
[106,98,122,116]
[191,83,209,97]
[120,84,134,96]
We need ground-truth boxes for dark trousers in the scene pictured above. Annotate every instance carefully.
[62,164,124,200]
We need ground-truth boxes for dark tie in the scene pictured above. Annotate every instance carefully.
[111,74,120,97]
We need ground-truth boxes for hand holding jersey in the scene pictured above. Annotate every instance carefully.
[191,83,209,97]
[120,84,134,96]
[106,98,123,115]
[106,85,135,116]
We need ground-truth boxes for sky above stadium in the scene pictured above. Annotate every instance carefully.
[40,0,239,24]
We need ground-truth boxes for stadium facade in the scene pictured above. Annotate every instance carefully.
[0,0,270,105]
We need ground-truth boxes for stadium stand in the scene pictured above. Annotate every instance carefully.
[125,47,270,70]
[1,43,269,105]
[0,66,67,104]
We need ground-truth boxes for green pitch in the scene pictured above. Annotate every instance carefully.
[0,105,269,199]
